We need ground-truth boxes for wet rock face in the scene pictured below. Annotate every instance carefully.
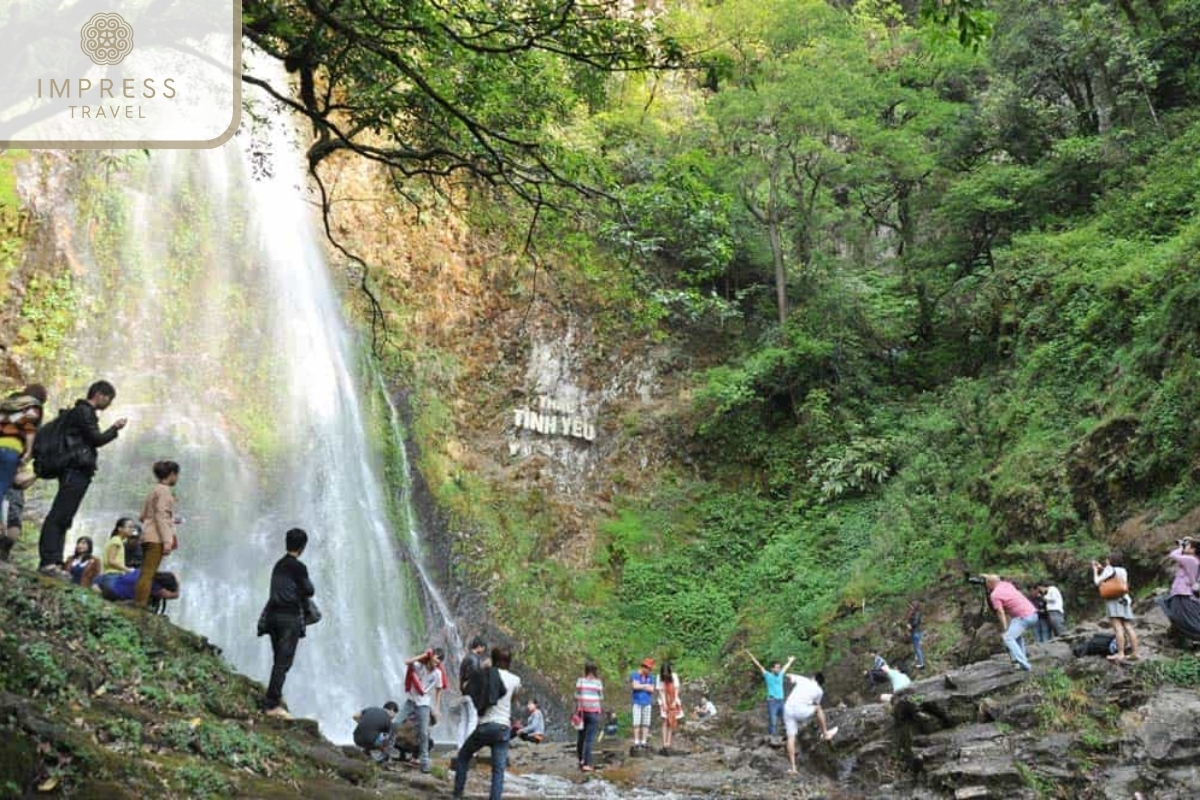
[1135,687,1200,769]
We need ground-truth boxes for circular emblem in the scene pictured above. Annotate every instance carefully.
[80,13,134,66]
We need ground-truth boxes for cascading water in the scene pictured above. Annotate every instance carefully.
[57,77,455,744]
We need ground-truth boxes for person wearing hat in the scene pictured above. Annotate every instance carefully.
[629,657,657,753]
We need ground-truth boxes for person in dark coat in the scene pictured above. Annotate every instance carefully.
[260,527,314,718]
[37,380,126,576]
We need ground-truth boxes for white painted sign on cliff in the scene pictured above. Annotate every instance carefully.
[513,395,596,442]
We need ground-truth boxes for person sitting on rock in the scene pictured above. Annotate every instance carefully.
[353,701,400,764]
[63,535,101,588]
[514,698,545,743]
[693,695,717,720]
[596,709,619,743]
[102,518,138,575]
[782,671,837,774]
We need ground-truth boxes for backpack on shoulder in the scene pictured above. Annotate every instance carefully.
[31,408,73,480]
[468,666,507,715]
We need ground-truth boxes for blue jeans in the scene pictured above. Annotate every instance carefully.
[0,448,20,509]
[1003,614,1038,670]
[766,697,784,735]
[577,710,601,767]
[454,721,510,799]
[912,630,925,667]
[403,702,432,770]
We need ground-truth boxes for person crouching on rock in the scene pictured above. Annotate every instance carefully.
[353,701,400,764]
[984,574,1038,671]
[782,670,837,775]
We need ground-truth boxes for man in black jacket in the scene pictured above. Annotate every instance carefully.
[262,527,315,718]
[37,380,126,576]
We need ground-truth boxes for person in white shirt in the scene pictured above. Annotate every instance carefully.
[693,695,717,720]
[454,647,521,800]
[783,672,837,774]
[1036,582,1066,639]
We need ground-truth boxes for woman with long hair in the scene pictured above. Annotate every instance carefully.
[657,660,683,754]
[63,535,100,587]
[574,661,603,772]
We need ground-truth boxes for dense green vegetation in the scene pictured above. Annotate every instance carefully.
[387,0,1200,689]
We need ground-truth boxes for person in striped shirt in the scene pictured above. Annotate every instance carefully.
[574,662,604,772]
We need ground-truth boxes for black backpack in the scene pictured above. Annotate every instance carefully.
[1072,633,1117,657]
[31,409,73,480]
[468,666,508,714]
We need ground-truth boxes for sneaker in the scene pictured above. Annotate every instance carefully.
[264,706,292,719]
[37,565,69,580]
[822,726,838,742]
[370,750,387,764]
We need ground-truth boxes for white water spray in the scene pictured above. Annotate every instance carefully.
[63,72,452,744]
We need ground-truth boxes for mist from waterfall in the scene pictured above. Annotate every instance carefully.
[59,82,453,744]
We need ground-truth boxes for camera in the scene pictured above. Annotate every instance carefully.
[966,575,986,586]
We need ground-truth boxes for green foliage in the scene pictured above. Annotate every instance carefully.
[173,764,233,799]
[16,273,80,364]
[1135,655,1200,687]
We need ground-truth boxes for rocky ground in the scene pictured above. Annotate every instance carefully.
[3,544,1198,798]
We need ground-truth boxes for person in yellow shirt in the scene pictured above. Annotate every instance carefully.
[102,517,138,574]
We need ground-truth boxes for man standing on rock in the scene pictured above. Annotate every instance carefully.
[261,527,315,718]
[454,646,520,800]
[985,574,1038,671]
[37,380,126,577]
[457,635,488,750]
[630,657,657,752]
[782,671,837,774]
[748,651,794,737]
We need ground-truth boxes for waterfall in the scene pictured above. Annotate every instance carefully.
[57,76,452,744]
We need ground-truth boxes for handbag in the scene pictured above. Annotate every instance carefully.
[570,710,584,731]
[1098,575,1127,600]
[302,597,323,626]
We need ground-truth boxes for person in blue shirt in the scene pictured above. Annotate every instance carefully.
[748,652,794,736]
[629,657,657,752]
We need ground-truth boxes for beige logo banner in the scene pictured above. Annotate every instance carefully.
[0,1,241,149]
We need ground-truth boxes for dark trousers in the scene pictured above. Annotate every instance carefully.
[454,721,510,799]
[38,469,92,568]
[265,616,304,709]
[576,710,601,767]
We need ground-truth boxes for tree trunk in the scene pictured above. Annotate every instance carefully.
[768,219,787,324]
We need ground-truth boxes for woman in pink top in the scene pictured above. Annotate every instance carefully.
[1161,538,1200,643]
[134,460,180,608]
[573,662,604,772]
[984,574,1038,671]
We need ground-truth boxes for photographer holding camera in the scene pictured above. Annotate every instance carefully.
[983,574,1038,671]
[1160,538,1200,643]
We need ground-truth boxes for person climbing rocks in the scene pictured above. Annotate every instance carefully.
[0,383,46,562]
[984,574,1038,671]
[747,651,794,737]
[629,657,657,753]
[37,380,126,577]
[782,671,837,774]
[906,600,926,669]
[260,527,315,718]
[877,663,914,703]
[135,460,180,609]
[453,646,520,800]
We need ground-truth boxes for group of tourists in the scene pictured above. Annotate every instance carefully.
[0,380,183,609]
